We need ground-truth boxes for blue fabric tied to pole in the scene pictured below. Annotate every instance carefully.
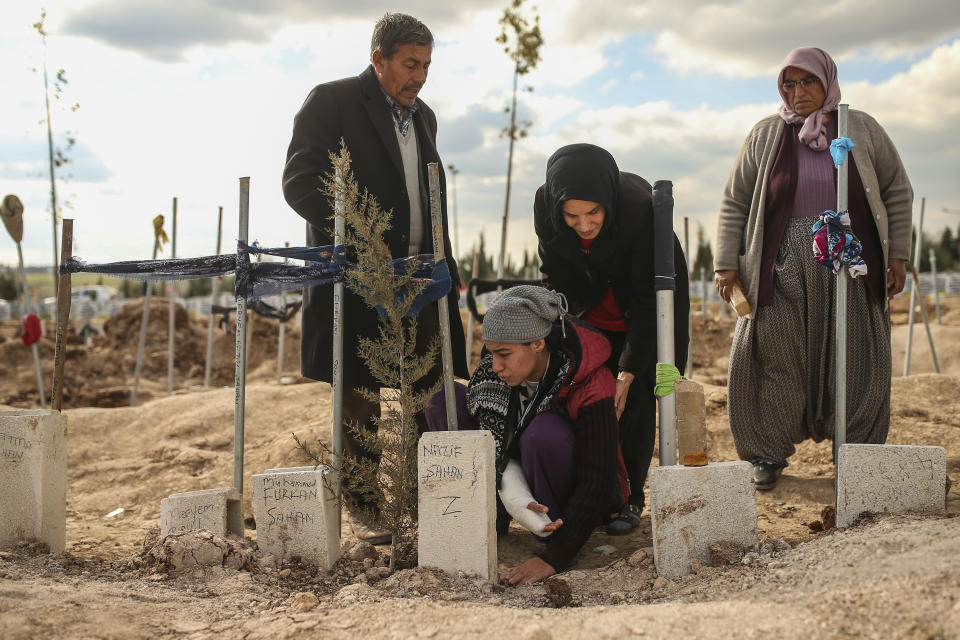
[60,241,451,318]
[830,136,855,169]
[810,210,868,278]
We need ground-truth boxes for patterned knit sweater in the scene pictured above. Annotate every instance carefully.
[467,317,626,570]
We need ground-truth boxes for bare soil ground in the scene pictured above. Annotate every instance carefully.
[1,296,958,639]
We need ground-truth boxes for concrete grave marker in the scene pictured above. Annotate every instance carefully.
[252,466,339,569]
[0,410,67,551]
[160,487,243,537]
[650,460,757,579]
[418,431,496,581]
[836,444,947,528]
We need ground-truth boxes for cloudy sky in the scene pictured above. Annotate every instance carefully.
[2,1,959,274]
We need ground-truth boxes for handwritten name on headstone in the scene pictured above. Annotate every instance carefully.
[265,508,315,526]
[423,464,464,481]
[2,448,25,463]
[422,443,462,458]
[261,486,319,503]
[163,502,217,532]
[0,432,31,449]
[260,475,319,504]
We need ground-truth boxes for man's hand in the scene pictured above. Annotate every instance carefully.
[887,258,906,297]
[615,371,635,420]
[507,557,556,585]
[714,269,742,303]
[526,502,563,533]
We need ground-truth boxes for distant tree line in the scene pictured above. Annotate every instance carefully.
[457,232,539,282]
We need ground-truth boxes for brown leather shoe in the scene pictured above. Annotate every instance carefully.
[348,514,392,545]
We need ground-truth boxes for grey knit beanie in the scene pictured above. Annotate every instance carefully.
[482,285,566,343]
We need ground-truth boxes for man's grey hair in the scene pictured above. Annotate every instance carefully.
[370,13,433,60]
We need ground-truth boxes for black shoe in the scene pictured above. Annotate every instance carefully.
[752,462,783,491]
[605,503,642,536]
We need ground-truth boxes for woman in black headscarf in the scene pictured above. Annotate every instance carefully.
[533,143,689,533]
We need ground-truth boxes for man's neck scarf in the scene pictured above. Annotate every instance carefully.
[381,88,418,137]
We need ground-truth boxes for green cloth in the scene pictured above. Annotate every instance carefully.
[654,363,684,397]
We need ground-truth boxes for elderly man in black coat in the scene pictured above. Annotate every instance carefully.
[282,13,467,542]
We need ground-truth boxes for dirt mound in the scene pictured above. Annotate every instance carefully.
[139,529,256,575]
[0,297,303,409]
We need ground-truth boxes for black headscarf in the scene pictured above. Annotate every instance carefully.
[544,143,620,240]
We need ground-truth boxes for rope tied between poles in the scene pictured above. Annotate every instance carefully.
[60,241,452,318]
[811,210,868,278]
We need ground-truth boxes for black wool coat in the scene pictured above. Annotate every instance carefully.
[534,171,689,382]
[282,66,467,388]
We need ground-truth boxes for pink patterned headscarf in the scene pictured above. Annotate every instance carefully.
[777,47,841,151]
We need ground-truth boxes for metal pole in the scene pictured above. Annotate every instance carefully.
[834,104,849,461]
[131,235,160,407]
[428,163,458,431]
[700,267,707,320]
[234,178,250,494]
[654,181,677,466]
[684,217,692,379]
[167,197,177,395]
[904,197,925,376]
[277,242,289,385]
[51,219,73,411]
[929,248,941,325]
[910,265,940,374]
[204,206,223,388]
[465,250,479,372]
[332,172,346,520]
[16,242,46,409]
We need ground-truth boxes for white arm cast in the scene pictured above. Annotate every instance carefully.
[498,459,554,537]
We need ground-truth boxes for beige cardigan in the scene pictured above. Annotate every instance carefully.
[714,111,913,315]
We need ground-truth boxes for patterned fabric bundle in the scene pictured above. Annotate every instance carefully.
[810,210,868,278]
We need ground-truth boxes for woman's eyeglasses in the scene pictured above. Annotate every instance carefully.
[782,76,820,92]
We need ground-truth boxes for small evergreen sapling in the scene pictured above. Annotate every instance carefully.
[295,141,440,570]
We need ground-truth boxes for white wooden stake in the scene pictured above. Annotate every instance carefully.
[277,242,289,385]
[131,234,160,407]
[15,241,46,409]
[167,197,177,395]
[427,163,457,431]
[204,206,223,388]
[465,250,479,373]
[332,172,345,524]
[234,178,250,494]
[834,104,849,460]
[904,197,925,376]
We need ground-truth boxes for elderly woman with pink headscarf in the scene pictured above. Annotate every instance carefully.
[713,47,913,490]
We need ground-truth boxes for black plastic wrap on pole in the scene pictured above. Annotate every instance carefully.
[653,180,675,291]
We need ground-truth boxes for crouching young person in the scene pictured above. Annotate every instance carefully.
[426,285,627,584]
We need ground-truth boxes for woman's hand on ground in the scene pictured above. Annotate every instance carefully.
[887,258,906,297]
[507,557,557,585]
[615,371,635,420]
[714,269,741,303]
